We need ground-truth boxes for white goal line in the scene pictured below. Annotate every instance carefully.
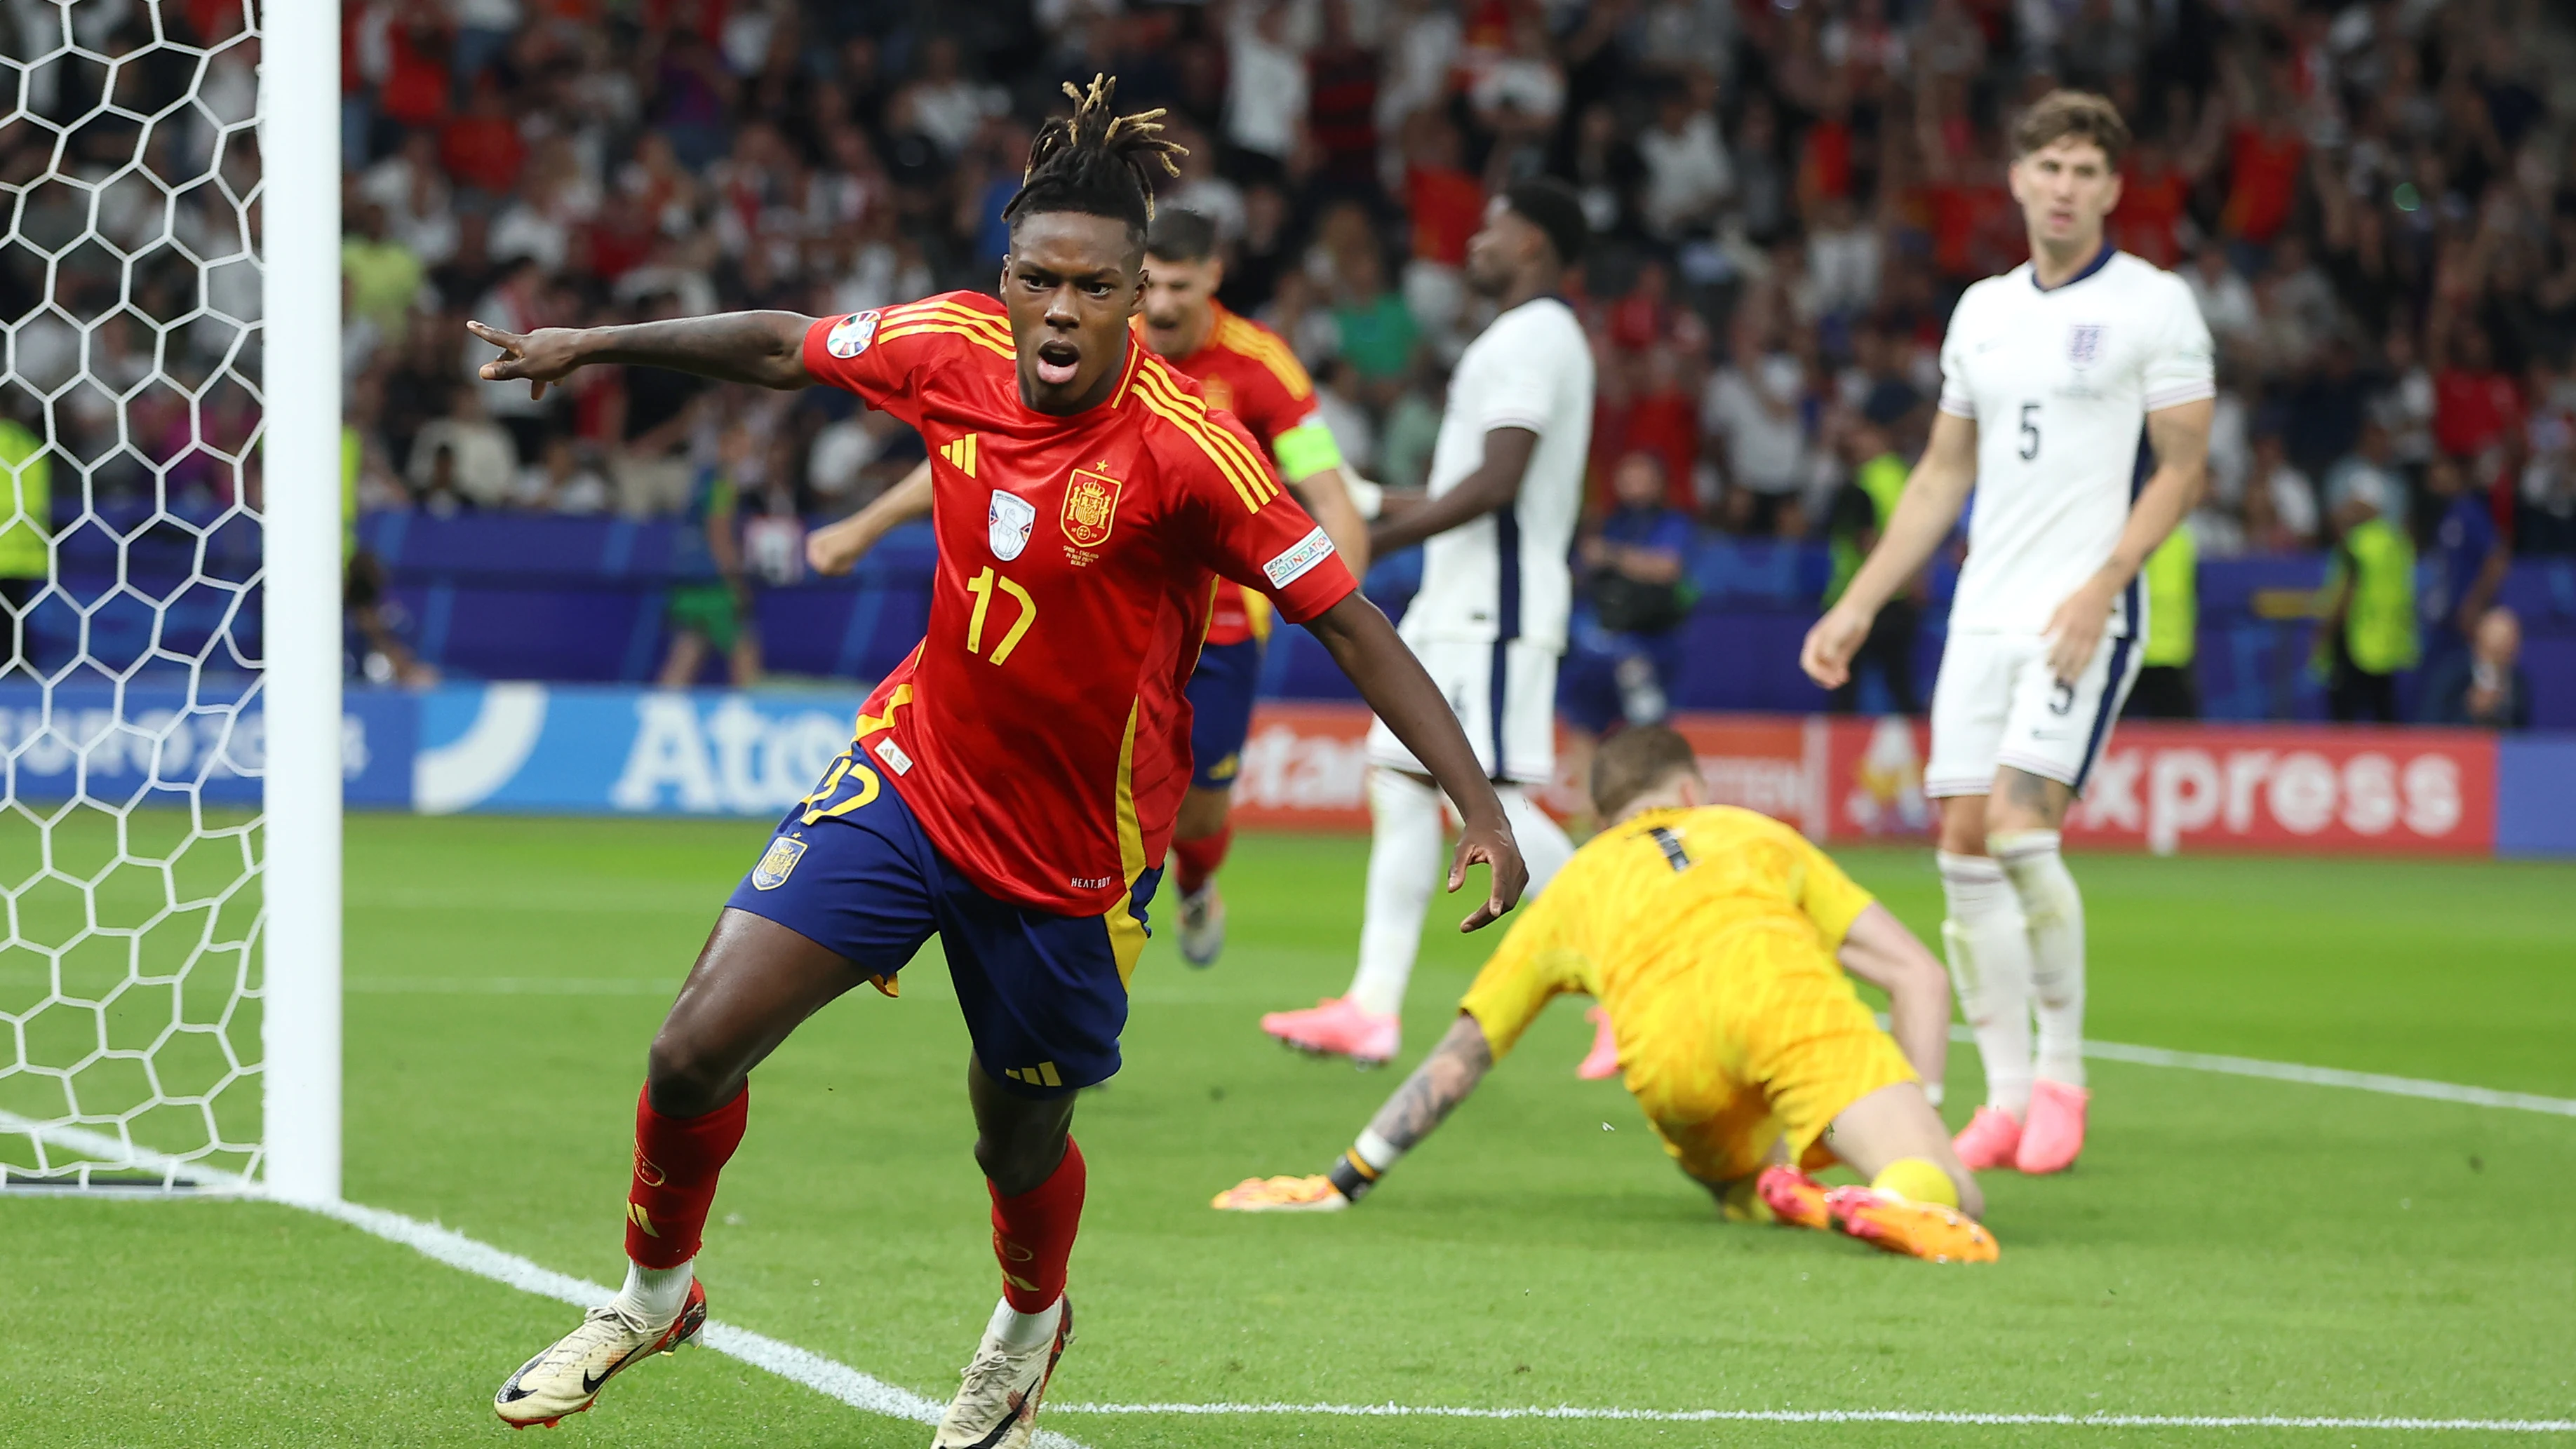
[1935,1024,2576,1118]
[1047,1403,2576,1431]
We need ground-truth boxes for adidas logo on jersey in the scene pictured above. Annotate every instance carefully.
[940,433,980,478]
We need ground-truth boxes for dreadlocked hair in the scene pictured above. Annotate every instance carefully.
[1002,74,1186,246]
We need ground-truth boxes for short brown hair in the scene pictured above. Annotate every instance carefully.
[1590,726,1702,821]
[2012,90,2129,168]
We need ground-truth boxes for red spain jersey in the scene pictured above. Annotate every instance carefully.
[802,293,1358,916]
[1146,302,1330,647]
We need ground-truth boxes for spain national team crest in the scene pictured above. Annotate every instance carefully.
[751,835,807,891]
[2067,323,2105,366]
[1061,468,1124,548]
[826,310,880,358]
[988,489,1035,561]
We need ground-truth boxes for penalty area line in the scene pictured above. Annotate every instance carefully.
[1048,1403,2576,1432]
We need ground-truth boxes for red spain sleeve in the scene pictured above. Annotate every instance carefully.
[800,292,1014,428]
[1136,364,1357,624]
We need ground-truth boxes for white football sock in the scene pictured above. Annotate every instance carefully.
[1994,830,2086,1089]
[1938,850,2034,1117]
[1498,783,1576,896]
[1346,769,1445,1019]
[986,1294,1062,1352]
[613,1258,693,1323]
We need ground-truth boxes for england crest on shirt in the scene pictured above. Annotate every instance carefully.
[2067,323,2105,367]
[988,490,1035,561]
[826,310,879,358]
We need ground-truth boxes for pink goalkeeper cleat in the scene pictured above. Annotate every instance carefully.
[1576,1006,1621,1080]
[1259,997,1400,1066]
[2015,1079,2091,1174]
[1952,1105,2023,1171]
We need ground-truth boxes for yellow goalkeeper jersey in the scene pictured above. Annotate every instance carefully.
[1458,804,1878,1063]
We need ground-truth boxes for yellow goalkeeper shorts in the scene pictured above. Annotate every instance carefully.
[1616,924,1918,1186]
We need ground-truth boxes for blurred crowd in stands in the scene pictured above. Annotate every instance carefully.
[323,0,2576,572]
[3,0,2571,710]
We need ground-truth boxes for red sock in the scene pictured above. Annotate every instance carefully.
[625,1084,749,1269]
[1171,824,1233,896]
[988,1138,1085,1312]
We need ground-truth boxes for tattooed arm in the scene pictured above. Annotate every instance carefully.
[1322,1015,1496,1203]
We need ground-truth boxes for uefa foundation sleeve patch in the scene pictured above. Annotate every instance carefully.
[1263,527,1334,588]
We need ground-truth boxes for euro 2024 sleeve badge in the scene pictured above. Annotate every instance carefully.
[826,310,879,358]
[751,835,807,891]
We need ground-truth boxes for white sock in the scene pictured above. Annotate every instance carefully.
[1994,830,2086,1089]
[1938,850,2034,1117]
[1346,769,1445,1019]
[1498,783,1577,897]
[613,1258,693,1323]
[986,1294,1062,1351]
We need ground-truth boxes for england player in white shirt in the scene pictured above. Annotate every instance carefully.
[1801,93,2214,1175]
[1262,180,1595,1065]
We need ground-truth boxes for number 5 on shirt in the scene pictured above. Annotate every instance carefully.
[965,566,1037,665]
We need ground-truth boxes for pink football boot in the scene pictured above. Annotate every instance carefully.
[1951,1105,2023,1171]
[2015,1079,2091,1174]
[1258,997,1400,1066]
[1576,1006,1621,1080]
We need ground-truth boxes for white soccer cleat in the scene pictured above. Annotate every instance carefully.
[494,1279,707,1428]
[1176,882,1226,969]
[934,1299,1075,1449]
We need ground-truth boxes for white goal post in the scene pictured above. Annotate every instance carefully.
[259,0,344,1206]
[0,0,340,1199]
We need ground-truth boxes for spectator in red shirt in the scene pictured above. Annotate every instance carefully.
[2433,325,2523,462]
[2110,137,2187,268]
[441,73,528,198]
[2220,109,2303,245]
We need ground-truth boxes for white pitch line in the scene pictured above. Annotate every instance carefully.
[0,1111,1084,1449]
[1934,1025,2576,1119]
[1049,1403,2576,1431]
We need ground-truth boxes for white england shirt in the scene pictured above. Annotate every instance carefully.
[1937,248,2214,637]
[1405,295,1595,652]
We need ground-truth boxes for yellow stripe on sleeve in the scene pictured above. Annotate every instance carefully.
[1133,367,1280,511]
[1218,316,1315,400]
[876,321,1015,361]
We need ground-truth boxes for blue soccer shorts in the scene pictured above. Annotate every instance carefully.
[723,748,1158,1098]
[1186,638,1265,790]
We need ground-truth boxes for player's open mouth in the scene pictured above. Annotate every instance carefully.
[1035,339,1081,386]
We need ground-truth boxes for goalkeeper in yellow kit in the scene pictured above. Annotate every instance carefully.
[1216,726,1997,1262]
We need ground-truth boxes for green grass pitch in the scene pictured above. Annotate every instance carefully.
[5,814,2574,1447]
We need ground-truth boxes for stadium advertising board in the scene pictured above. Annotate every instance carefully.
[15,682,2544,855]
[1228,701,2508,856]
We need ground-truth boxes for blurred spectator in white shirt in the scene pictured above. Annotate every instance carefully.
[408,390,519,511]
[1228,4,1308,166]
[1702,317,1813,532]
[1636,75,1731,241]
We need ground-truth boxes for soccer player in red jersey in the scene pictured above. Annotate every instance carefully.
[809,207,1370,969]
[468,79,1527,1448]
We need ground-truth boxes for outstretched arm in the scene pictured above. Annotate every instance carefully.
[1213,1014,1496,1211]
[1801,410,1978,689]
[468,311,818,400]
[1304,591,1527,930]
[1835,903,1950,1096]
[1287,463,1372,578]
[1366,426,1536,557]
[808,458,934,575]
[1328,1015,1494,1201]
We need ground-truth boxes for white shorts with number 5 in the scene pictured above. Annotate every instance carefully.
[1925,629,2145,798]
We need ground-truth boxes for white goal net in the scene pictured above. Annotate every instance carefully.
[0,1,330,1193]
